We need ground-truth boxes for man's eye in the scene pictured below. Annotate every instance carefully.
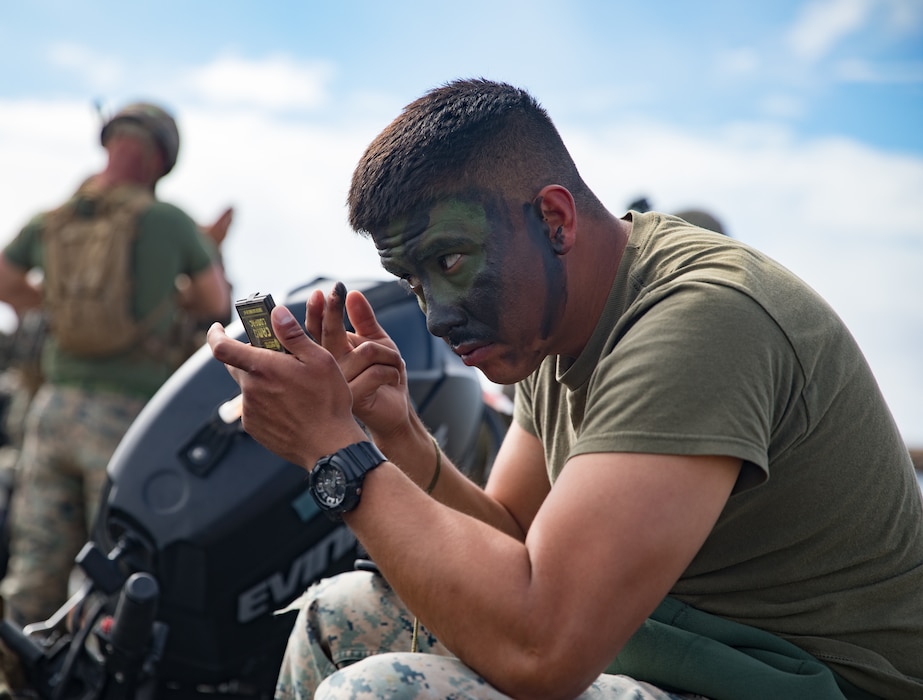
[438,253,462,272]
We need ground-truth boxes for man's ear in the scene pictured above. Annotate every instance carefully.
[535,185,576,255]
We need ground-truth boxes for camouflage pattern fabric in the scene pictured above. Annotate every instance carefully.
[276,570,709,700]
[0,384,145,624]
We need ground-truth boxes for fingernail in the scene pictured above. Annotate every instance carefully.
[274,305,297,327]
[333,281,347,301]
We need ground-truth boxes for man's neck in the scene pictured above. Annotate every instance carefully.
[92,166,155,191]
[561,215,631,358]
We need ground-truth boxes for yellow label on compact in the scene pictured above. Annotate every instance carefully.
[235,292,287,352]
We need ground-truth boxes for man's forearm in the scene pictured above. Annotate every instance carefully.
[369,417,525,541]
[0,255,42,315]
[343,464,593,700]
[0,282,42,317]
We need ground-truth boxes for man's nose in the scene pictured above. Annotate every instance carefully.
[424,296,466,339]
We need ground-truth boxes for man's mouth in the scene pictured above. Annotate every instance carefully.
[451,340,494,365]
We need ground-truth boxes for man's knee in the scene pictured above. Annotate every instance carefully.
[315,653,501,700]
[298,570,420,665]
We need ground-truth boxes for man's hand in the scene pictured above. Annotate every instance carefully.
[305,283,415,443]
[0,254,42,317]
[199,206,234,249]
[207,303,367,467]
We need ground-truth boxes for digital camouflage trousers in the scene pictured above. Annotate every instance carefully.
[0,384,146,625]
[275,569,708,700]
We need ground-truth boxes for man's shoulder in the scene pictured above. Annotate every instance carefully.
[138,198,198,234]
[20,211,49,236]
[143,198,191,218]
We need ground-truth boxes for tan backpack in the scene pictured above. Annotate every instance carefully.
[41,182,166,358]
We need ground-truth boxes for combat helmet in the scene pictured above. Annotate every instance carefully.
[100,102,180,177]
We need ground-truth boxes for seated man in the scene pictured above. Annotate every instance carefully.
[208,79,923,700]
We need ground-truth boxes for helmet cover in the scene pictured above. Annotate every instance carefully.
[100,102,180,177]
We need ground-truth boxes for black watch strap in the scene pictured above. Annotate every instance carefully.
[338,441,387,479]
[310,441,387,522]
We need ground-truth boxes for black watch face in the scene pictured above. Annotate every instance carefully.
[313,462,347,509]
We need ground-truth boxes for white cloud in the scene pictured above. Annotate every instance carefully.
[47,43,124,91]
[758,93,806,119]
[1,96,921,446]
[566,118,923,444]
[180,54,335,111]
[787,0,873,62]
[715,47,761,78]
[881,0,923,33]
[0,99,103,218]
[156,104,387,301]
[834,57,923,83]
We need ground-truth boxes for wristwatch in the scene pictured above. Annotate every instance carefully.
[309,441,387,521]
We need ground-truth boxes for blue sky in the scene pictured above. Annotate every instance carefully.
[3,0,921,150]
[1,0,922,445]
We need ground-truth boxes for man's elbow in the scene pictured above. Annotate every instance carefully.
[187,267,232,323]
[486,643,603,700]
[205,293,232,325]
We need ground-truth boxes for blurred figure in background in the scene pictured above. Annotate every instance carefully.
[174,204,236,366]
[0,310,47,579]
[0,101,231,625]
[628,196,728,236]
[672,208,726,236]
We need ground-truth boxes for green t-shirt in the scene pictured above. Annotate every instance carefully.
[515,211,923,698]
[4,188,217,397]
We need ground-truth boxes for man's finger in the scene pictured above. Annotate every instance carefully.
[271,304,322,358]
[345,290,390,341]
[338,334,405,384]
[320,281,353,357]
[207,321,241,366]
[207,321,253,381]
[305,288,325,343]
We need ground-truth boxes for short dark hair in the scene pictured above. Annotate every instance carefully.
[348,78,602,235]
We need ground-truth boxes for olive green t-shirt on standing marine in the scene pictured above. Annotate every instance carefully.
[515,211,923,699]
[4,197,217,398]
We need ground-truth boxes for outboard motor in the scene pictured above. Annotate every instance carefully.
[0,278,508,699]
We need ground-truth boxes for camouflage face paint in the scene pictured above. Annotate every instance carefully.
[521,197,567,339]
[375,196,499,341]
[372,192,566,382]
